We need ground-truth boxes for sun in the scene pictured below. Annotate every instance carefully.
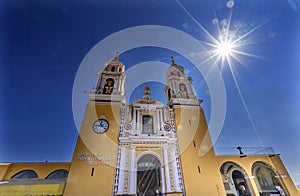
[176,0,265,69]
[216,40,234,57]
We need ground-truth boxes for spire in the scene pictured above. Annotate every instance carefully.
[113,52,119,61]
[170,56,184,74]
[103,52,125,73]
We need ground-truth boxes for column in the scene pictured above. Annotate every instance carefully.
[133,109,136,130]
[117,76,121,92]
[171,148,180,191]
[129,147,136,194]
[159,109,164,130]
[117,147,126,194]
[137,110,140,131]
[157,109,161,131]
[121,75,125,94]
[160,167,166,193]
[163,147,171,192]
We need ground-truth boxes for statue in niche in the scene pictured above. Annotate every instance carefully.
[256,167,270,190]
[102,78,114,94]
[178,83,189,99]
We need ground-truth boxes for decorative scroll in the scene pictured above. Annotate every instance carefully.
[164,124,171,131]
[125,123,132,130]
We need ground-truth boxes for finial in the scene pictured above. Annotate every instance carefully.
[144,86,150,93]
[113,52,119,61]
[171,56,174,64]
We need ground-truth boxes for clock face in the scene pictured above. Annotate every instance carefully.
[93,119,109,134]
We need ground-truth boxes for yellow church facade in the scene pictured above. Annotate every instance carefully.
[0,56,298,196]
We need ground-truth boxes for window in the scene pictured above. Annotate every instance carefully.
[11,170,38,179]
[142,115,153,134]
[46,169,69,179]
[255,165,282,192]
[252,162,286,195]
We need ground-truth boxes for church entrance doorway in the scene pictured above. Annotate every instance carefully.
[137,154,161,196]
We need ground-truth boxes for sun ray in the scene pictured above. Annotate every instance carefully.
[176,0,220,45]
[230,52,259,75]
[226,57,265,147]
[232,49,261,59]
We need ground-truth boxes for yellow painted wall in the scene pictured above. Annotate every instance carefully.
[174,105,226,196]
[64,102,122,196]
[0,182,66,196]
[0,163,11,180]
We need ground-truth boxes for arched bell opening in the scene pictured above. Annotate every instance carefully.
[220,161,252,196]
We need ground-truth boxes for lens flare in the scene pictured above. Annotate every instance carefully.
[216,40,234,57]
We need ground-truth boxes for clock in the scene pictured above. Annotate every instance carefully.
[93,119,109,134]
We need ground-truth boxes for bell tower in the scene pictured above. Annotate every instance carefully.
[64,54,126,196]
[165,56,199,107]
[91,53,126,102]
[164,57,226,195]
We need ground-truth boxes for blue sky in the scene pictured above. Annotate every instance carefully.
[1,0,300,185]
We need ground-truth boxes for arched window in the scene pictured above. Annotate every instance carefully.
[11,170,38,179]
[220,162,252,196]
[46,169,69,179]
[252,162,286,195]
[137,154,161,195]
[111,66,116,72]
